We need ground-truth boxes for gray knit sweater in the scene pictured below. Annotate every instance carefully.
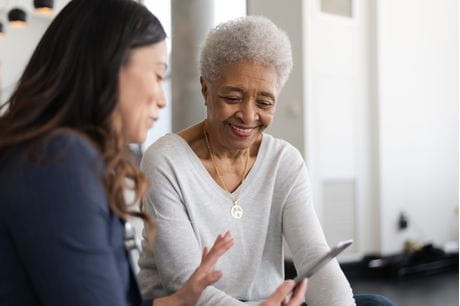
[138,133,355,306]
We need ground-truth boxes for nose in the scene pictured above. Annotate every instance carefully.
[235,99,259,123]
[157,97,166,109]
[154,85,167,109]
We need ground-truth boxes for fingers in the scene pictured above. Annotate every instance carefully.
[202,269,223,285]
[173,233,233,306]
[287,279,307,305]
[265,280,296,304]
[192,232,234,290]
[261,279,308,306]
[200,231,234,269]
[201,246,209,262]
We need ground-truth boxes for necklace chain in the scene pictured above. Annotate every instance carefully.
[203,122,250,203]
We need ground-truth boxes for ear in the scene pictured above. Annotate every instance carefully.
[200,76,208,106]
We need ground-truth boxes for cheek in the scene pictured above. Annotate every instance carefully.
[260,111,274,127]
[127,73,156,103]
[210,101,235,119]
[122,106,145,132]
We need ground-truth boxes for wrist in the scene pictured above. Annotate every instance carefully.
[153,294,186,306]
[152,294,187,306]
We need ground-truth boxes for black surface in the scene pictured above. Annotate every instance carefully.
[285,248,459,280]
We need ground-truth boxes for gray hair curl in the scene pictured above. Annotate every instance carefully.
[200,15,293,91]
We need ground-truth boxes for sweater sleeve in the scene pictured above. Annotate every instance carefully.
[6,134,139,306]
[138,141,246,306]
[282,150,356,306]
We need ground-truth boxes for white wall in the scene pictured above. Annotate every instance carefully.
[247,0,307,155]
[249,0,458,257]
[377,0,459,254]
[0,16,51,103]
[249,0,379,259]
[306,0,381,257]
[0,0,71,103]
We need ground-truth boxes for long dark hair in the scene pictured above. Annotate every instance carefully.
[0,0,166,242]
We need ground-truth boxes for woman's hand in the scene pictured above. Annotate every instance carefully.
[260,279,308,306]
[153,231,234,306]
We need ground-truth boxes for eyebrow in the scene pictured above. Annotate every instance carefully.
[220,86,275,100]
[221,86,245,94]
[259,91,276,101]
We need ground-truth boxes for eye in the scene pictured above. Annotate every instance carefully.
[156,74,164,82]
[257,100,274,108]
[219,95,242,103]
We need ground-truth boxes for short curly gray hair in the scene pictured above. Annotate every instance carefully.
[200,16,293,91]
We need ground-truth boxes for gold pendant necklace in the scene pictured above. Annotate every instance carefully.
[204,122,249,219]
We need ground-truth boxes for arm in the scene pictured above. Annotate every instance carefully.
[138,148,247,305]
[7,135,133,306]
[282,159,356,306]
[139,177,307,306]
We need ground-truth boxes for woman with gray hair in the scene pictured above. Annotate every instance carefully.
[138,16,392,306]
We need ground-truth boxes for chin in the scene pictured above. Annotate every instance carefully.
[137,135,148,144]
[128,134,147,145]
[228,137,256,150]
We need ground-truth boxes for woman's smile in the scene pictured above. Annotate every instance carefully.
[228,123,257,137]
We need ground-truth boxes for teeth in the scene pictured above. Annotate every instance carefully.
[231,125,253,133]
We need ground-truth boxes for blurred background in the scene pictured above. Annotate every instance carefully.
[0,0,458,305]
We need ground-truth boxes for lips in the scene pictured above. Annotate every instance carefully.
[149,114,160,121]
[147,116,159,127]
[229,123,256,137]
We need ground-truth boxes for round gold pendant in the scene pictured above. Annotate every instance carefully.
[231,204,243,219]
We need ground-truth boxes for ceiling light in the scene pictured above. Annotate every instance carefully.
[34,0,54,15]
[8,8,27,28]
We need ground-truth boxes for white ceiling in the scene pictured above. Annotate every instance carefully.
[0,0,71,20]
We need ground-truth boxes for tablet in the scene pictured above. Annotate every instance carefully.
[294,239,353,281]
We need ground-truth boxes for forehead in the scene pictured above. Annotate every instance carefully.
[214,60,278,94]
[127,41,168,68]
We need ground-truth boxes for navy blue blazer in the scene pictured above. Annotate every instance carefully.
[0,133,153,306]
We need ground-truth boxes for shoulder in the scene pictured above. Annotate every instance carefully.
[143,133,182,155]
[47,130,99,157]
[1,130,107,217]
[1,130,101,170]
[141,133,191,172]
[32,130,103,172]
[55,130,98,152]
[259,133,309,185]
[262,133,304,165]
[0,130,102,180]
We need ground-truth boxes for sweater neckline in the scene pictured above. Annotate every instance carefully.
[169,133,268,200]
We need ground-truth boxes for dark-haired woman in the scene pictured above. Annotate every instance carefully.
[0,0,306,305]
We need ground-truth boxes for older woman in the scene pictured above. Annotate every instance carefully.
[138,16,389,306]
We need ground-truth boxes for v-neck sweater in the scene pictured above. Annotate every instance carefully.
[138,133,355,306]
